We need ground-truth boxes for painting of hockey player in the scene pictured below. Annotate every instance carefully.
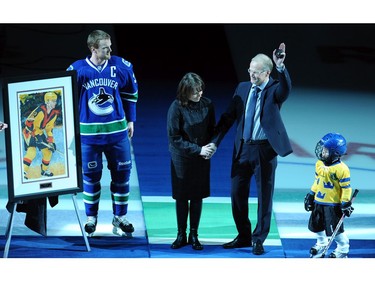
[21,91,66,181]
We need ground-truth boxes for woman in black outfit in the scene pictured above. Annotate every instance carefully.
[167,72,217,250]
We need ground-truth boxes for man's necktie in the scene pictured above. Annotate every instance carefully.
[243,86,261,141]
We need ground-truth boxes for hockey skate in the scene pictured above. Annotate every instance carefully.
[328,250,348,258]
[112,215,134,237]
[85,216,97,237]
[41,164,53,177]
[310,244,326,258]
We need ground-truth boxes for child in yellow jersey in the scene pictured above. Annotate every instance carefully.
[304,132,353,258]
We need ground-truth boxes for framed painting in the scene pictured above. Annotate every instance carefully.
[2,71,82,202]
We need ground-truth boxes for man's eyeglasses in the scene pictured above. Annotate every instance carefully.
[247,69,266,75]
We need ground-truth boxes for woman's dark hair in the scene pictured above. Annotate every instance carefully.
[176,72,205,106]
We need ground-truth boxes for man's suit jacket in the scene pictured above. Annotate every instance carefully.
[213,68,293,160]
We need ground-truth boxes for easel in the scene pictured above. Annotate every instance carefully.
[3,193,90,258]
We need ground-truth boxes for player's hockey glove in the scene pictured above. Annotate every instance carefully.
[304,192,315,212]
[47,142,56,152]
[341,201,354,217]
[46,136,56,152]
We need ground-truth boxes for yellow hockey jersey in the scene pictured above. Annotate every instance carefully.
[311,160,352,206]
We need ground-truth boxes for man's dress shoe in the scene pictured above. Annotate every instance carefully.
[223,236,252,249]
[252,239,264,255]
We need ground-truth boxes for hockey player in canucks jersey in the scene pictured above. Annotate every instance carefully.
[67,29,138,237]
[304,133,354,258]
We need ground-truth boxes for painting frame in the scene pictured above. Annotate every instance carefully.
[2,70,82,202]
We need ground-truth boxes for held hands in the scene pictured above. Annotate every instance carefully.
[200,143,217,160]
[304,192,315,212]
[341,201,354,217]
[273,42,286,68]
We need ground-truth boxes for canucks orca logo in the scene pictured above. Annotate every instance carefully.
[88,87,113,116]
[88,87,114,115]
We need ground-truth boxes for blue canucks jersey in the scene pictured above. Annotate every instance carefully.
[67,55,138,145]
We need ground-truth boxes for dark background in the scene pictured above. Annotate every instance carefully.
[1,24,374,92]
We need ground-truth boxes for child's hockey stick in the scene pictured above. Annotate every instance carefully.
[321,188,359,258]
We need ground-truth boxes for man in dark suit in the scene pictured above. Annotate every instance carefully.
[212,43,293,255]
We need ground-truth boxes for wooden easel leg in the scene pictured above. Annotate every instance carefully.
[72,193,91,252]
[3,202,17,258]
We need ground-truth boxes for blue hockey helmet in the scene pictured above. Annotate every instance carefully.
[315,133,347,163]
